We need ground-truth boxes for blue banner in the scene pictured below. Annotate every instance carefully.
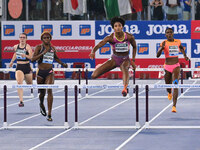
[95,21,191,40]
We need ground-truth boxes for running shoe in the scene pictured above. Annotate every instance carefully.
[40,103,47,116]
[47,115,53,121]
[122,88,127,97]
[172,106,176,113]
[168,93,172,100]
[18,101,24,107]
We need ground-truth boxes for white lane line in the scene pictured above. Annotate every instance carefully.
[28,80,160,150]
[115,80,197,150]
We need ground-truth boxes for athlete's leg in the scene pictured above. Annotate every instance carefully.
[15,70,25,105]
[120,59,130,96]
[37,76,47,116]
[164,70,172,93]
[172,66,180,109]
[91,58,116,79]
[45,73,54,121]
[24,73,33,84]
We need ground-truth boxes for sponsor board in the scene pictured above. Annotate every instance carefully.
[2,59,95,79]
[191,40,200,58]
[191,20,200,39]
[1,40,95,59]
[95,21,191,39]
[22,25,34,36]
[2,21,95,40]
[95,58,189,78]
[3,25,15,36]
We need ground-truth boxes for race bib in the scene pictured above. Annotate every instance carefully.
[42,52,54,64]
[16,49,26,60]
[115,43,128,52]
[169,46,179,56]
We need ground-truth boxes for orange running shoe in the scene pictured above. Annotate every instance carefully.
[172,106,176,113]
[122,88,127,97]
[168,93,172,100]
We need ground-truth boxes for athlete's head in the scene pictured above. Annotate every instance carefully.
[165,28,173,33]
[111,17,125,32]
[41,31,52,41]
[19,33,27,44]
[165,28,174,40]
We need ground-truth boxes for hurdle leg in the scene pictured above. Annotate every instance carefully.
[181,69,183,93]
[74,85,79,129]
[145,85,149,128]
[85,69,89,97]
[64,85,69,129]
[135,85,140,128]
[3,85,8,129]
[78,69,82,98]
[133,69,135,93]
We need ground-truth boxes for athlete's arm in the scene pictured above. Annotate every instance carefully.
[22,44,32,60]
[53,47,68,68]
[157,41,165,58]
[179,44,189,61]
[9,45,17,67]
[31,45,44,62]
[89,35,112,60]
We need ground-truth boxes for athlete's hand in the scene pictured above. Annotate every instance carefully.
[185,56,189,61]
[21,53,26,58]
[130,61,136,70]
[62,63,68,68]
[9,62,13,68]
[89,53,95,60]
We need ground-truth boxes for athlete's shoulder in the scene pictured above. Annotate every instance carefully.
[174,39,181,43]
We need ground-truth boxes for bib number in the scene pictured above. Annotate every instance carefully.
[42,52,54,64]
[169,46,179,56]
[16,49,26,60]
[115,43,128,52]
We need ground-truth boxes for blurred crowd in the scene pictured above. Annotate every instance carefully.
[5,0,200,21]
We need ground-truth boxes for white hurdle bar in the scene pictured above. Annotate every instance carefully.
[73,85,140,129]
[144,84,200,129]
[2,84,70,129]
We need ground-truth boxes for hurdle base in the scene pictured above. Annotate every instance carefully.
[135,122,141,129]
[74,122,79,129]
[145,122,150,129]
[64,122,70,129]
[78,93,82,98]
[3,122,8,129]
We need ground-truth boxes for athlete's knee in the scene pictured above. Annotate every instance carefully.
[39,89,46,97]
[47,89,53,96]
[91,73,97,79]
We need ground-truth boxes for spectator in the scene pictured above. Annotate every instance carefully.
[195,0,200,20]
[166,0,180,20]
[141,0,149,20]
[183,0,191,20]
[151,0,164,20]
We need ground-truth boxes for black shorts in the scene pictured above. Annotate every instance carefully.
[37,68,54,80]
[16,63,32,75]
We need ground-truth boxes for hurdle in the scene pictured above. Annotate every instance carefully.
[73,84,140,129]
[84,68,131,98]
[144,83,200,129]
[2,84,69,129]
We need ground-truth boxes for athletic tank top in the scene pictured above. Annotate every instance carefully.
[160,39,181,58]
[109,32,130,53]
[16,44,29,61]
[38,45,55,64]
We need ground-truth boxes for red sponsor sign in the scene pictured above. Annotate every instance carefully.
[95,58,189,79]
[1,40,95,59]
[191,20,200,39]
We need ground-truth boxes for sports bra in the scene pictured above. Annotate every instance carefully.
[160,39,181,58]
